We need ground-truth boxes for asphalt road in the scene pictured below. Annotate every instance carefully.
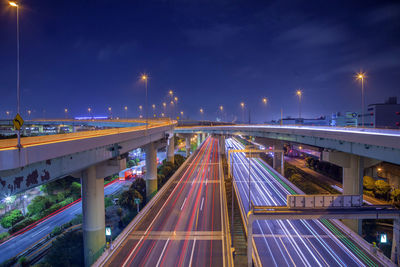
[105,137,226,267]
[227,138,382,267]
[0,180,124,262]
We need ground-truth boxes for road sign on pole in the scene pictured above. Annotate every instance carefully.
[13,113,24,130]
[105,226,112,236]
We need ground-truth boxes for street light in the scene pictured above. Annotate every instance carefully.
[64,108,68,119]
[6,111,10,118]
[356,72,366,127]
[141,74,148,129]
[9,1,21,148]
[200,108,204,120]
[180,111,184,119]
[262,97,267,105]
[108,107,112,118]
[88,107,92,117]
[27,110,31,118]
[124,106,128,119]
[296,89,302,120]
[240,102,245,123]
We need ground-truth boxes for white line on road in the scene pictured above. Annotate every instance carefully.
[189,238,197,267]
[181,197,187,210]
[206,178,208,185]
[31,226,49,237]
[156,238,170,267]
[200,197,204,211]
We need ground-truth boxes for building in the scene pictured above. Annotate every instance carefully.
[363,97,400,129]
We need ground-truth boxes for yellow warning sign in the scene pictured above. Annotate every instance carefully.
[13,113,24,130]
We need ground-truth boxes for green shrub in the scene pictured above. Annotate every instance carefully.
[374,180,391,200]
[363,176,375,191]
[391,189,400,204]
[51,226,63,237]
[0,232,10,241]
[8,217,37,234]
[70,182,81,200]
[56,192,66,202]
[59,197,74,207]
[364,190,375,198]
[0,209,24,228]
[105,197,113,208]
[27,196,53,216]
[43,231,84,266]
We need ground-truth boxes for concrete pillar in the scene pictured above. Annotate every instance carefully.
[273,142,284,176]
[391,219,400,264]
[145,142,158,199]
[185,135,191,157]
[81,165,105,267]
[197,134,201,147]
[167,135,175,164]
[322,151,363,234]
[202,133,207,142]
[219,135,225,155]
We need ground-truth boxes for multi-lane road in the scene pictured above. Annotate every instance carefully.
[0,180,124,262]
[104,137,230,267]
[227,138,382,267]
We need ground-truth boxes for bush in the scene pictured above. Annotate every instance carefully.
[44,231,84,267]
[363,176,375,191]
[364,190,375,198]
[51,226,63,237]
[56,192,66,202]
[8,217,37,234]
[105,197,113,208]
[59,197,74,207]
[0,209,24,228]
[70,182,81,200]
[290,174,303,184]
[0,232,10,241]
[27,196,53,216]
[374,180,391,200]
[391,189,400,204]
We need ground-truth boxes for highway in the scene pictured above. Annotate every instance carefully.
[104,137,229,267]
[227,138,382,267]
[0,180,124,262]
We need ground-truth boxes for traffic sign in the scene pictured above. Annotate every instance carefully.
[134,198,141,205]
[13,113,24,130]
[380,233,387,244]
[105,226,112,236]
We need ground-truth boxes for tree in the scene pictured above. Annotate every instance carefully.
[374,180,391,200]
[70,182,81,200]
[391,189,400,205]
[119,188,142,211]
[290,174,303,184]
[44,231,84,267]
[0,209,24,228]
[363,176,375,191]
[27,196,52,215]
[131,178,146,198]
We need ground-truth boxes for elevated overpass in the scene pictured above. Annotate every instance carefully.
[176,125,400,234]
[0,119,177,266]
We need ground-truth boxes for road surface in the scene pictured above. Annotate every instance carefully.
[0,180,124,262]
[227,138,382,267]
[104,137,228,267]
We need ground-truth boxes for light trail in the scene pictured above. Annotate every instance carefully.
[226,138,377,267]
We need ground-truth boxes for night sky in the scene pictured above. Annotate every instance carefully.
[1,0,399,122]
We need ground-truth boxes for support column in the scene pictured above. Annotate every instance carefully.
[185,135,191,157]
[219,135,225,155]
[145,142,158,199]
[391,219,400,264]
[167,135,175,164]
[202,133,207,142]
[322,151,363,234]
[197,134,201,147]
[343,154,363,234]
[273,141,284,176]
[81,165,105,267]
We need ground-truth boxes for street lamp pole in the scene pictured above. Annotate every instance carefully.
[356,73,366,127]
[10,2,21,148]
[296,89,302,121]
[141,75,148,130]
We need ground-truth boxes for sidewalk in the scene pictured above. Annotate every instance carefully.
[285,157,389,205]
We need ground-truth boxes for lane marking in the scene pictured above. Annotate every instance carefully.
[181,197,187,210]
[31,226,49,237]
[189,238,197,267]
[156,238,170,267]
[200,197,204,211]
